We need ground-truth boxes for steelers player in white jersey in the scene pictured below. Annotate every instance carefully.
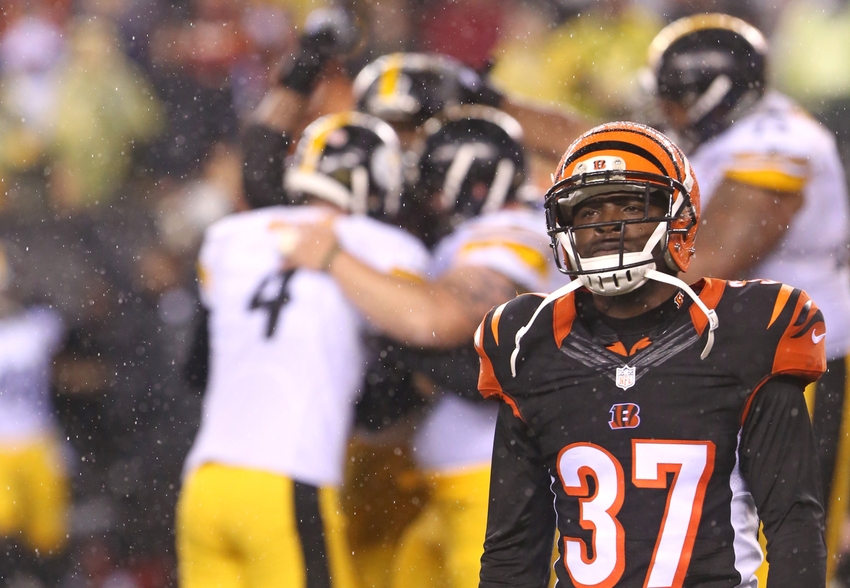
[0,243,68,585]
[175,110,430,588]
[643,13,850,582]
[286,105,565,588]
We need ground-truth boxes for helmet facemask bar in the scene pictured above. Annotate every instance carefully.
[545,169,695,295]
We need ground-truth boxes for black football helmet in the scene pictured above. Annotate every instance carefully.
[647,13,768,151]
[408,105,526,238]
[352,52,492,128]
[285,111,404,219]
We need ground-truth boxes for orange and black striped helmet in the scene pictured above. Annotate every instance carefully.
[544,122,699,291]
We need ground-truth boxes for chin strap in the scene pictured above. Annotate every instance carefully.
[509,271,720,377]
[644,270,718,359]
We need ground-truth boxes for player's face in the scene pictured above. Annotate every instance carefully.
[571,193,667,258]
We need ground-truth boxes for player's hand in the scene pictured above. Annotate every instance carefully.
[276,7,363,95]
[284,218,341,272]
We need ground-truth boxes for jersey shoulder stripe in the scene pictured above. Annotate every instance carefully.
[476,293,547,419]
[716,279,826,385]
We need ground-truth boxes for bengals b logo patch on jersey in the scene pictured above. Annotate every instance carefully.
[609,403,641,429]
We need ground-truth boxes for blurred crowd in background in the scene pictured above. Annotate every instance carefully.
[2,0,850,585]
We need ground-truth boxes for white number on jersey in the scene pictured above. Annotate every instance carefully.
[557,440,716,587]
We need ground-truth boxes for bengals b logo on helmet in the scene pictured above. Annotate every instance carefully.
[609,403,641,429]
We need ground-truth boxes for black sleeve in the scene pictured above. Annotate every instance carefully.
[480,402,556,588]
[739,376,827,587]
[183,307,209,395]
[413,343,486,403]
[241,123,292,209]
[353,336,428,432]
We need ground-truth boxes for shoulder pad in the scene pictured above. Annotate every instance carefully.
[475,293,547,417]
[719,280,826,384]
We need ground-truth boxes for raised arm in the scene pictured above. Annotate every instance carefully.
[241,8,359,208]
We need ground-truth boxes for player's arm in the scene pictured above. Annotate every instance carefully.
[286,220,520,347]
[739,375,827,587]
[480,401,557,588]
[686,178,803,281]
[242,8,359,208]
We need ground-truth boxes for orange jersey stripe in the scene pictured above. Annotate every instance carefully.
[553,292,579,348]
[768,284,794,329]
[689,278,726,335]
[490,303,506,347]
[771,290,826,381]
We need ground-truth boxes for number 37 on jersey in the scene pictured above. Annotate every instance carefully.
[558,440,714,588]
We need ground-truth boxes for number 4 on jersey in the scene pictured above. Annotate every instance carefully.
[557,440,715,588]
[248,269,296,338]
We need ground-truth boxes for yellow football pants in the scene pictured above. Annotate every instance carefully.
[0,436,69,554]
[390,466,490,588]
[176,463,358,588]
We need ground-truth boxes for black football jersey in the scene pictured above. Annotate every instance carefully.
[475,279,827,588]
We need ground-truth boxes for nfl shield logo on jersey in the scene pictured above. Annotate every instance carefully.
[615,365,636,390]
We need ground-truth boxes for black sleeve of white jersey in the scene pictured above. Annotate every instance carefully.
[739,376,827,587]
[241,123,291,208]
[480,402,556,588]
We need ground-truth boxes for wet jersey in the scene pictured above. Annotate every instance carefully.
[475,279,827,587]
[412,206,561,472]
[184,205,429,487]
[690,92,850,361]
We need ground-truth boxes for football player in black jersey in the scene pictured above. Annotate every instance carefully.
[475,121,827,587]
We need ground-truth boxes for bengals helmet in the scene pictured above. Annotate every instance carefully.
[353,53,488,127]
[647,13,768,150]
[285,111,404,219]
[409,105,526,235]
[544,121,699,296]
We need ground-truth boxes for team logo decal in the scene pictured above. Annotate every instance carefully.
[615,365,636,390]
[609,403,641,429]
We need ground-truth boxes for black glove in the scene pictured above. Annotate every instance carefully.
[456,64,504,108]
[277,7,361,95]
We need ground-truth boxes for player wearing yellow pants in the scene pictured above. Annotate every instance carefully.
[177,109,429,588]
[177,464,356,588]
[0,304,68,584]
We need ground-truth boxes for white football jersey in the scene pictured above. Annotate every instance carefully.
[690,91,850,361]
[183,205,429,487]
[413,205,562,472]
[0,306,64,445]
